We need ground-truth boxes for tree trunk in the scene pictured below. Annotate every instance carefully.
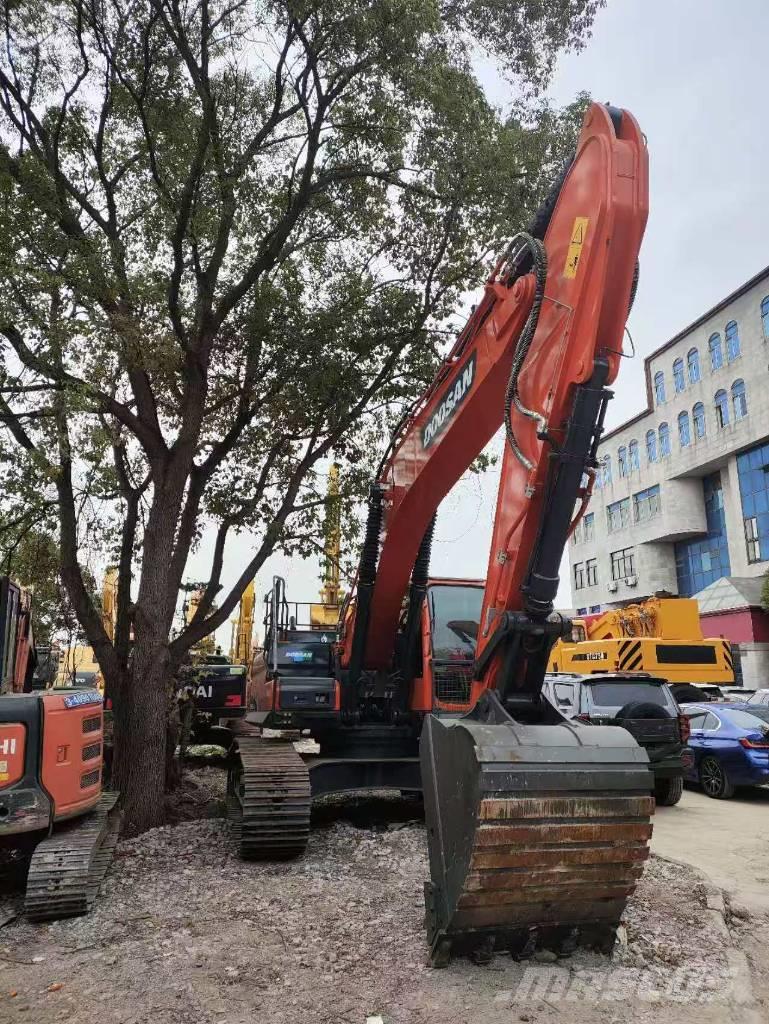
[111,637,171,834]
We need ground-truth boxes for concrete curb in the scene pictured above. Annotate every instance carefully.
[652,854,760,1017]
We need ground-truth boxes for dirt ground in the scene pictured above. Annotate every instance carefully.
[0,763,765,1024]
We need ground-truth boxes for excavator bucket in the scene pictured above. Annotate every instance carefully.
[420,710,654,965]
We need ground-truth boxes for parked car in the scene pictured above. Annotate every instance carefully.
[670,683,723,703]
[542,672,689,805]
[721,687,757,700]
[682,702,769,799]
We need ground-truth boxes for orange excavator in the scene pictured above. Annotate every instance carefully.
[0,577,116,920]
[231,102,651,963]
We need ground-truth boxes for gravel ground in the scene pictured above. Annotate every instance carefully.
[0,766,756,1024]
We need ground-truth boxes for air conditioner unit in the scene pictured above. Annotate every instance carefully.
[607,581,618,592]
[626,575,638,586]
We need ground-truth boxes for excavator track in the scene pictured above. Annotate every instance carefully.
[228,737,311,859]
[25,792,120,921]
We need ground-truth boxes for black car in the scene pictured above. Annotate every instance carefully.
[542,672,689,806]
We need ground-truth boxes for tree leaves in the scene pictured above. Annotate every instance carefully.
[0,0,595,658]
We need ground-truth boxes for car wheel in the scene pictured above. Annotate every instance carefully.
[654,776,683,806]
[699,756,735,799]
[615,701,673,721]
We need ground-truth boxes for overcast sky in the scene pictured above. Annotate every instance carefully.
[192,0,769,645]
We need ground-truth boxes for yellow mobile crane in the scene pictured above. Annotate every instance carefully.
[231,581,255,666]
[183,586,218,662]
[101,566,118,643]
[310,463,343,629]
[551,596,734,686]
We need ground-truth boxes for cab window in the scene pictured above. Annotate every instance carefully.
[429,585,483,661]
[553,683,575,709]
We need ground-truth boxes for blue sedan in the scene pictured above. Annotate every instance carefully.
[682,703,769,799]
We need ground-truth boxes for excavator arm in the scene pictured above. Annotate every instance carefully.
[341,103,653,964]
[344,103,646,697]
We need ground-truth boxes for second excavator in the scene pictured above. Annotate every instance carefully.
[231,102,651,964]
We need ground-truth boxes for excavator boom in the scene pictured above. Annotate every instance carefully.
[339,103,651,963]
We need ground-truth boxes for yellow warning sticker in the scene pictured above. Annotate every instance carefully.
[564,216,589,279]
[0,773,8,782]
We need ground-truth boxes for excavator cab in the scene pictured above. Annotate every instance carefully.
[248,576,339,724]
[417,581,484,712]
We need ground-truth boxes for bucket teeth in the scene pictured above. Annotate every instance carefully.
[420,712,654,966]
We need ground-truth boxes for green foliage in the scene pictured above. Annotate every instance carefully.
[0,0,600,660]
[761,570,769,614]
[0,521,96,645]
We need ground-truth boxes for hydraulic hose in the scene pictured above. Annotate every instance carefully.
[502,232,548,471]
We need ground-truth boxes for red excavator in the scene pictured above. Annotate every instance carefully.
[232,102,651,963]
[0,578,117,920]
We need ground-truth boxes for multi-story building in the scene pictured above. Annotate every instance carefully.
[569,264,769,618]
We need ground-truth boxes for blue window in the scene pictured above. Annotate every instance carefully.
[646,429,657,463]
[725,320,740,361]
[602,455,612,487]
[607,497,630,533]
[709,333,723,371]
[589,605,601,614]
[628,439,640,471]
[715,389,729,429]
[673,357,685,393]
[654,371,665,405]
[659,422,670,457]
[732,379,747,420]
[675,473,731,595]
[693,402,706,439]
[618,446,628,478]
[633,484,661,524]
[576,607,587,615]
[687,347,700,384]
[762,296,769,340]
[737,441,769,563]
[678,410,691,447]
[583,512,595,541]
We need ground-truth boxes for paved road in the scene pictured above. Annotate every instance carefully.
[651,783,769,910]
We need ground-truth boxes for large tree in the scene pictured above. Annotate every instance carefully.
[0,0,600,832]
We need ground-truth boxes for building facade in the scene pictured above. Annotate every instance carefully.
[569,265,769,614]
